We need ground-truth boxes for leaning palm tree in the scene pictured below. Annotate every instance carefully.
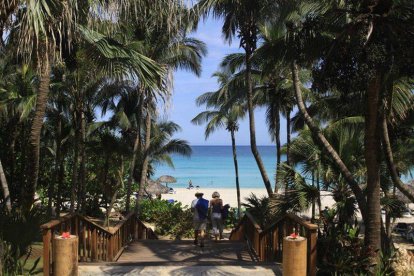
[192,78,245,217]
[198,0,278,196]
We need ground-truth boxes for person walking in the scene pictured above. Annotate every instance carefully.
[210,191,224,241]
[191,192,208,247]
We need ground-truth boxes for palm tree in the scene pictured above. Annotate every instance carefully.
[145,120,192,177]
[192,72,245,217]
[275,163,320,220]
[128,18,206,210]
[6,0,78,210]
[198,0,278,196]
[5,0,187,210]
[292,0,414,255]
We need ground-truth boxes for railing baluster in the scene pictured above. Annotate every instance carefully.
[228,211,318,274]
[41,212,156,271]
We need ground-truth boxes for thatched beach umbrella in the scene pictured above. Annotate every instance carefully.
[157,175,177,187]
[144,179,169,195]
[395,184,414,205]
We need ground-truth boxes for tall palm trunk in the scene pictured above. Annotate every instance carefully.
[311,171,315,222]
[48,117,62,217]
[291,60,367,221]
[245,51,273,196]
[77,111,86,211]
[70,110,81,213]
[316,160,322,216]
[284,110,292,194]
[126,90,144,212]
[286,110,291,165]
[24,46,51,210]
[274,106,281,193]
[19,125,27,203]
[137,103,152,211]
[364,74,383,255]
[56,147,65,216]
[8,121,18,189]
[0,158,11,212]
[230,129,241,218]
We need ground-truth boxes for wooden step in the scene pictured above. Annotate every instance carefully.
[117,240,255,264]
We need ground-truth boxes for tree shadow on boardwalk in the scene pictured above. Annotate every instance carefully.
[79,239,282,275]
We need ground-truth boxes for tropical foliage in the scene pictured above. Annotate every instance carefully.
[0,0,413,273]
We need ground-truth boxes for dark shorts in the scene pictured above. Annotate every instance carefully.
[193,219,207,230]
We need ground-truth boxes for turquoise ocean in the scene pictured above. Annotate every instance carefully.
[153,145,413,189]
[154,146,281,189]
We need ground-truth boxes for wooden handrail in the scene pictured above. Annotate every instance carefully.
[285,213,318,230]
[230,211,318,276]
[40,213,76,229]
[41,212,156,276]
[245,212,263,232]
[110,212,135,233]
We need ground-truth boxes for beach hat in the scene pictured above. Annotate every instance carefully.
[195,192,204,196]
[212,191,220,198]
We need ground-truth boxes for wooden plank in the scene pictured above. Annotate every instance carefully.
[42,229,52,276]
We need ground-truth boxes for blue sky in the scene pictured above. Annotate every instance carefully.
[165,17,288,146]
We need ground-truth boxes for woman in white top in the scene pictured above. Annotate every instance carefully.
[210,191,223,241]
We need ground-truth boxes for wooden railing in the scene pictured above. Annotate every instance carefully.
[230,211,318,276]
[41,212,156,275]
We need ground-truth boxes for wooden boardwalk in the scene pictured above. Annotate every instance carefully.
[118,240,256,265]
[79,239,282,275]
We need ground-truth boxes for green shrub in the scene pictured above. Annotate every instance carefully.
[139,199,193,239]
[0,207,45,275]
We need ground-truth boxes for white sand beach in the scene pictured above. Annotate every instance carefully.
[161,188,338,212]
[162,188,414,224]
[161,187,268,207]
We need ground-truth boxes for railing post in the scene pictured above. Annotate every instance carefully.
[307,228,317,276]
[107,235,112,261]
[43,228,52,276]
[91,228,97,261]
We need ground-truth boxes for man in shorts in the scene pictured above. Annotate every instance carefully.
[191,192,208,247]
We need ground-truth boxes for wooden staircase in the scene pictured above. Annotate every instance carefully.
[41,211,317,276]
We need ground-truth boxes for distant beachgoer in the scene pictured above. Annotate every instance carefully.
[191,192,208,247]
[188,180,194,189]
[323,206,329,217]
[222,204,230,220]
[210,191,224,241]
[196,185,200,190]
[322,206,329,233]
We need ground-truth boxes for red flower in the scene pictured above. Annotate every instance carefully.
[290,232,298,239]
[61,232,71,239]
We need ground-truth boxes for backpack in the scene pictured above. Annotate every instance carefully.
[195,198,209,220]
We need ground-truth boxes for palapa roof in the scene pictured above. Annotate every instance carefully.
[144,179,169,195]
[395,183,414,204]
[157,175,177,183]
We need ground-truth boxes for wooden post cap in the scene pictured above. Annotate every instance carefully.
[53,235,78,276]
[283,236,307,276]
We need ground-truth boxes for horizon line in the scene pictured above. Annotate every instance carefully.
[189,144,274,146]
